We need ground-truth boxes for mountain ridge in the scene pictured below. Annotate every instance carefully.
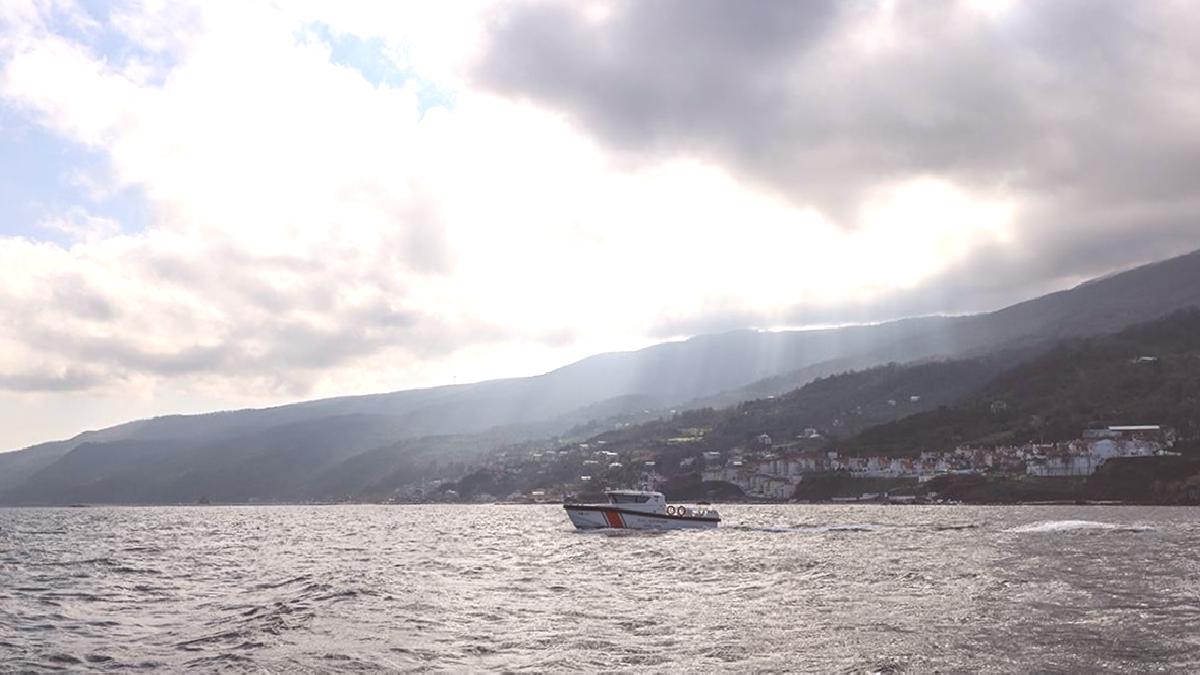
[3,248,1200,504]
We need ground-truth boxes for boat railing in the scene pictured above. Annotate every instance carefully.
[665,504,720,519]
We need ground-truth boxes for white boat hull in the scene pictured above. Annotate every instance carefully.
[564,505,719,530]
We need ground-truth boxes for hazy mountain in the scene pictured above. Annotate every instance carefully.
[3,248,1200,504]
[440,310,1200,504]
[528,354,1020,464]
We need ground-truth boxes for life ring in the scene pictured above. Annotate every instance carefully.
[666,505,677,516]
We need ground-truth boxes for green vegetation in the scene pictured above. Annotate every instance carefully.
[474,310,1200,504]
[555,355,1016,461]
[844,309,1200,455]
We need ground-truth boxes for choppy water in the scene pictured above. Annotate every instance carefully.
[2,505,1198,673]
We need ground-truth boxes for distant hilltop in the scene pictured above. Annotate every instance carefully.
[3,248,1200,505]
[443,309,1200,506]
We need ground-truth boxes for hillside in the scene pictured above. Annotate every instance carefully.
[844,310,1200,455]
[555,353,1017,457]
[3,248,1200,504]
[449,310,1200,504]
[438,353,1037,501]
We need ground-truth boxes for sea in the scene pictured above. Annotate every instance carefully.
[1,504,1198,673]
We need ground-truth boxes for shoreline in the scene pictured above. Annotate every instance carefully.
[3,499,1196,508]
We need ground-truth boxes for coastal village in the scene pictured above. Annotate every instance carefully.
[695,425,1176,499]
[429,423,1179,504]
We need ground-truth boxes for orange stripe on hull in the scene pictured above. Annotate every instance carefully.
[603,510,624,528]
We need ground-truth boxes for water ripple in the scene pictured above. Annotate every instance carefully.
[0,504,1198,672]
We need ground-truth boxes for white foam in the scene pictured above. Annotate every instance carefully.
[1007,520,1155,533]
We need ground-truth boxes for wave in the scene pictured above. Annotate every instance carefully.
[932,523,982,531]
[824,524,880,532]
[1007,520,1155,533]
[726,524,882,534]
[28,557,116,567]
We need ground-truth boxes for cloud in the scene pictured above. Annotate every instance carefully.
[477,1,1200,205]
[0,0,1198,446]
[476,0,1200,284]
[0,366,105,392]
[38,208,122,242]
[0,2,516,402]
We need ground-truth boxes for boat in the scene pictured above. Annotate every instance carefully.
[563,489,720,530]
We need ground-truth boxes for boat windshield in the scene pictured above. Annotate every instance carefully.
[608,493,652,504]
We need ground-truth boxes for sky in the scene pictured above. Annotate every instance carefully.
[2,0,1199,451]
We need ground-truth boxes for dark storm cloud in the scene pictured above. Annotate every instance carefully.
[478,0,1200,317]
[477,0,846,205]
[477,0,1200,204]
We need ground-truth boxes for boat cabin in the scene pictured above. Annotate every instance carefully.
[604,489,666,513]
